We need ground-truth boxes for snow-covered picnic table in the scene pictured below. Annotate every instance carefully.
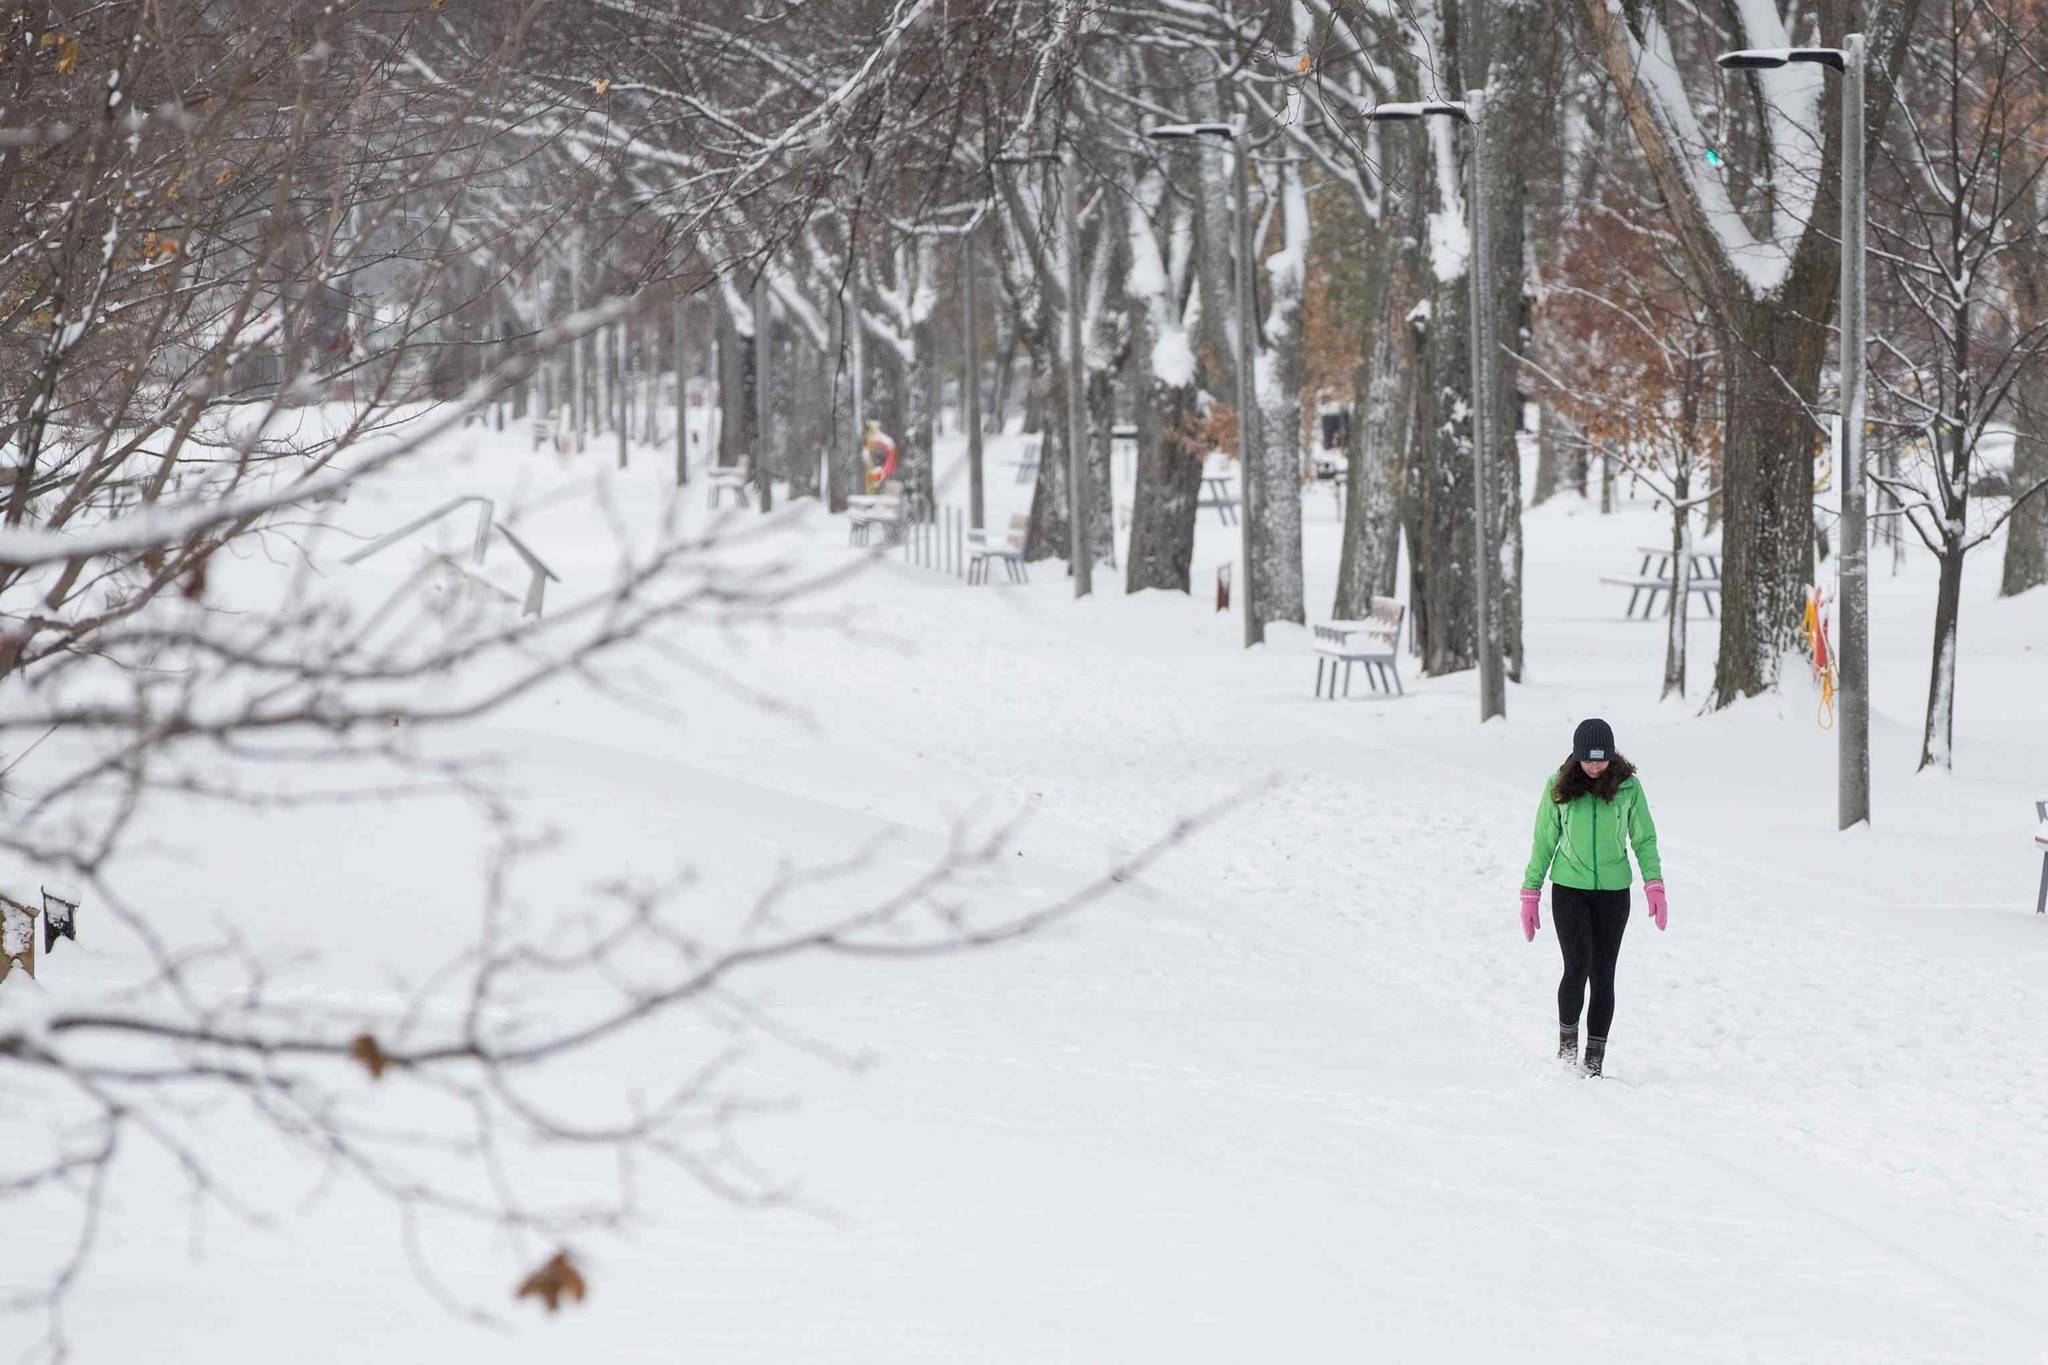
[1198,453,1239,525]
[1604,543,1722,619]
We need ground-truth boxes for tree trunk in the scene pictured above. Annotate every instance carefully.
[1532,401,1558,506]
[1332,303,1410,615]
[1024,347,1072,563]
[1710,289,1830,706]
[788,329,825,501]
[1126,370,1204,593]
[567,261,585,451]
[1567,415,1587,498]
[910,313,940,509]
[614,323,629,469]
[1920,543,1964,770]
[1084,358,1118,570]
[716,303,749,468]
[684,298,700,485]
[1662,472,1691,699]
[1421,259,1476,676]
[1473,0,1544,685]
[988,308,1018,435]
[1333,134,1420,617]
[1253,159,1308,627]
[2002,272,2048,595]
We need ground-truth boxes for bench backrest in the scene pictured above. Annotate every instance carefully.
[1368,596,1404,631]
[1007,512,1030,548]
[1019,432,1045,458]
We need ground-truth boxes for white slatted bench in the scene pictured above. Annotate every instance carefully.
[967,513,1031,584]
[1311,597,1405,698]
[847,481,905,547]
[706,464,752,510]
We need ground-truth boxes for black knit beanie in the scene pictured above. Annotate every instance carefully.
[1573,718,1616,762]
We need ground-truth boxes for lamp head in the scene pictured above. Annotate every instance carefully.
[1719,47,1846,71]
[1361,100,1470,123]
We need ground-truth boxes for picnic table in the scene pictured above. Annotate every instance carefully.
[1198,454,1239,525]
[1604,543,1722,619]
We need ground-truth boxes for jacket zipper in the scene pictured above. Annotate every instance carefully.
[1590,797,1600,891]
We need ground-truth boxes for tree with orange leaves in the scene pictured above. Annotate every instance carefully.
[1534,210,1722,699]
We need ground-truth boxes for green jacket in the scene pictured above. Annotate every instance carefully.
[1522,773,1662,892]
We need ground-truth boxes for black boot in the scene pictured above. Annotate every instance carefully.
[1557,1026,1579,1066]
[1583,1035,1607,1078]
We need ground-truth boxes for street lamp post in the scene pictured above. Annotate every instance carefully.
[993,150,1091,597]
[1718,35,1869,830]
[1145,121,1262,648]
[1361,95,1505,721]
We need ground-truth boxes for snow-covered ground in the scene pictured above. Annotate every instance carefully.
[14,416,2048,1362]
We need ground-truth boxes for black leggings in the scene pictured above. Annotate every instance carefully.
[1553,885,1630,1038]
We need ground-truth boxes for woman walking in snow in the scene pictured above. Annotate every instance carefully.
[1519,719,1666,1077]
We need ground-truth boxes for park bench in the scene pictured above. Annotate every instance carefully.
[967,513,1031,584]
[1311,596,1405,698]
[1008,432,1045,484]
[847,480,906,547]
[2035,800,2047,914]
[705,462,752,510]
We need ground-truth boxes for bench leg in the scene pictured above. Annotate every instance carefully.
[1702,589,1717,618]
[2038,852,2047,914]
[1314,658,1326,698]
[1342,661,1353,697]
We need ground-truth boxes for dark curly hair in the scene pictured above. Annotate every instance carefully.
[1553,753,1637,804]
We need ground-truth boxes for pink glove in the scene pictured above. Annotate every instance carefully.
[1519,889,1541,941]
[1644,881,1668,930]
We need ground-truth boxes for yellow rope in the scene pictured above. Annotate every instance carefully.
[1802,592,1837,730]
